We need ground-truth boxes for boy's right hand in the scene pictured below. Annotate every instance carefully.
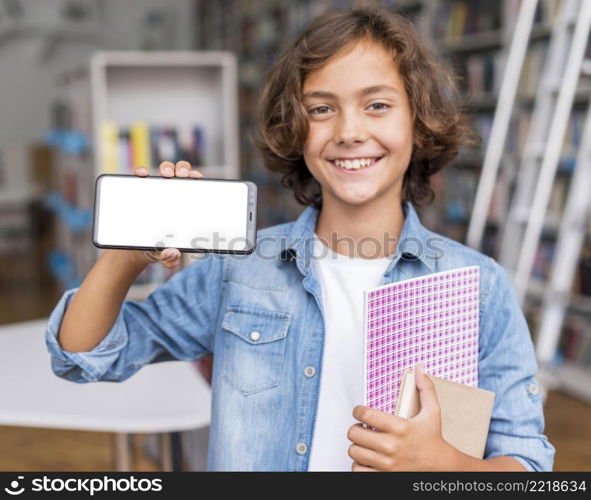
[109,160,203,270]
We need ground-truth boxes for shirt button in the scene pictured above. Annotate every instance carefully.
[249,330,261,342]
[304,366,316,378]
[295,442,307,455]
[528,383,540,396]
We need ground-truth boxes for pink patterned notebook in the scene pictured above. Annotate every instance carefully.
[363,266,480,415]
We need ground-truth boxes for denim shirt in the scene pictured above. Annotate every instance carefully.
[45,202,555,471]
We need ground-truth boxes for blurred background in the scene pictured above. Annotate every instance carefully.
[0,0,590,471]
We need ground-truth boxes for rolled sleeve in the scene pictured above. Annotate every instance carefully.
[45,254,225,384]
[478,262,555,471]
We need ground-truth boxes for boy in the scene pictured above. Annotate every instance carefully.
[46,8,554,471]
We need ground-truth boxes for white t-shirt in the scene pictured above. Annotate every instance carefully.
[307,234,393,471]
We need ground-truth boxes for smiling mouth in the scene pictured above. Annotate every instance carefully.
[327,156,384,172]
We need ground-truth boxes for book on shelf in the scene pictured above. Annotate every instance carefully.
[470,113,493,145]
[532,240,555,281]
[518,41,547,98]
[559,316,591,369]
[547,177,569,224]
[118,130,131,173]
[130,122,151,171]
[100,122,119,174]
[561,111,584,172]
[456,51,503,98]
[432,1,501,43]
[395,369,495,459]
[579,244,591,296]
[441,168,478,223]
[534,0,561,26]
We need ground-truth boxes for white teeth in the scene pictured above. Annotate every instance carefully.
[333,158,376,170]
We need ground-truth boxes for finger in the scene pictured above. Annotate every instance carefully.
[175,160,192,177]
[133,166,149,177]
[188,169,203,178]
[348,444,391,471]
[159,247,180,261]
[415,363,440,416]
[142,248,180,266]
[159,248,181,268]
[158,161,175,177]
[352,405,406,434]
[352,461,378,472]
[161,256,181,268]
[347,423,395,455]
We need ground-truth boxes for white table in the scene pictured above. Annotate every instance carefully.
[0,319,211,470]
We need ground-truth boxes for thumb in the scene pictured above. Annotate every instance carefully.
[415,363,440,416]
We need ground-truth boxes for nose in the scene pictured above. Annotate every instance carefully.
[333,109,368,145]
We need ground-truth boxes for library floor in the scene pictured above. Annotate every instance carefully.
[0,287,590,471]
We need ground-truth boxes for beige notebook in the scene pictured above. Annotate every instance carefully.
[395,370,495,459]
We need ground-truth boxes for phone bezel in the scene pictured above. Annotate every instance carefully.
[92,174,257,255]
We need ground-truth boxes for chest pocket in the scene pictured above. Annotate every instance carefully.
[221,305,291,396]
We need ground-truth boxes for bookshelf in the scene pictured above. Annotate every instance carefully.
[47,51,239,295]
[90,51,239,179]
[423,0,591,403]
[191,0,591,403]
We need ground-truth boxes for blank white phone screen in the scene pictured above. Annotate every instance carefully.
[95,176,249,251]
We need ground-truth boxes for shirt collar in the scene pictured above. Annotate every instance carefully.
[278,201,436,275]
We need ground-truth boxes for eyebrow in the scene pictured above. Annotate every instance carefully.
[302,85,401,100]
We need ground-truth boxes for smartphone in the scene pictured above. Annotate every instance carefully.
[92,174,257,254]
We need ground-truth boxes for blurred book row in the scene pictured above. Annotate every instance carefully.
[100,123,207,175]
[432,0,559,44]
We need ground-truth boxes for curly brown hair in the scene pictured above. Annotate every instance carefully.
[255,7,474,209]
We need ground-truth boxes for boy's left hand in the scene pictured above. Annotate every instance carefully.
[347,364,457,471]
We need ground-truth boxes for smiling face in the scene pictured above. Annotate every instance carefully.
[302,39,414,211]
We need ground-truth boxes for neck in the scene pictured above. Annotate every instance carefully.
[315,193,405,259]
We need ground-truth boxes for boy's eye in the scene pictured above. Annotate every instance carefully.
[367,102,390,112]
[309,105,332,115]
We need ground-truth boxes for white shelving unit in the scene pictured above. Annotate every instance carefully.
[90,50,239,179]
[48,50,239,295]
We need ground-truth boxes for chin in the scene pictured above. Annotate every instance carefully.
[333,194,380,207]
